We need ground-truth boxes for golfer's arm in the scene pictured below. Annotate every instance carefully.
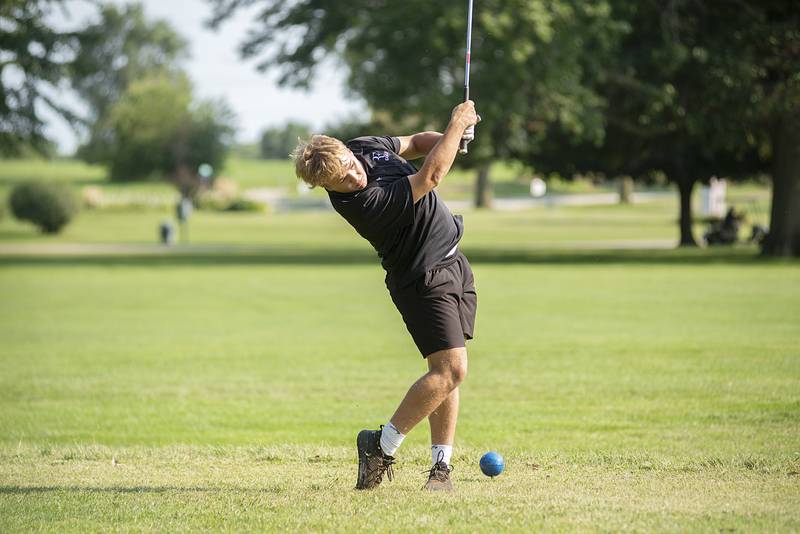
[397,132,442,160]
[407,122,465,204]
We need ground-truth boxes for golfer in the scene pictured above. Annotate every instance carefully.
[292,101,480,491]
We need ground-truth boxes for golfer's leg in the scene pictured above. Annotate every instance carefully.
[389,347,468,435]
[428,386,459,446]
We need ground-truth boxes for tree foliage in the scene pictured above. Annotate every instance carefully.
[0,1,236,189]
[105,73,192,180]
[71,3,188,119]
[180,99,237,177]
[530,1,769,245]
[72,3,188,163]
[208,0,624,163]
[0,0,84,155]
[210,0,800,253]
[729,1,800,256]
[1,1,189,159]
[593,0,800,252]
[259,121,310,159]
[103,73,236,188]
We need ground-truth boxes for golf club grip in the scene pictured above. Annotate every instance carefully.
[460,85,470,154]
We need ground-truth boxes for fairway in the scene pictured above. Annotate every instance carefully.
[1,246,798,531]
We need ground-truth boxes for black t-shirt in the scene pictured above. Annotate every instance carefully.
[327,136,464,288]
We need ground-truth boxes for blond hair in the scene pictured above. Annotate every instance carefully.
[291,135,349,188]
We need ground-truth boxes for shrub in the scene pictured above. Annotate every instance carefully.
[9,181,79,233]
[225,198,264,212]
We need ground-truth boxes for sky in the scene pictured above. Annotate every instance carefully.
[44,0,366,154]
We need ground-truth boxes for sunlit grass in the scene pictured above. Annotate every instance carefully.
[0,157,636,201]
[0,251,798,531]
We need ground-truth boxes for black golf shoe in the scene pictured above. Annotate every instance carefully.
[355,428,395,490]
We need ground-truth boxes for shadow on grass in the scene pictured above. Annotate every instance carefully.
[0,246,788,268]
[0,485,279,495]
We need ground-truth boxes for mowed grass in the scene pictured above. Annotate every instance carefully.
[0,155,772,251]
[0,157,794,531]
[0,183,761,248]
[0,202,685,246]
[1,244,799,531]
[0,156,646,200]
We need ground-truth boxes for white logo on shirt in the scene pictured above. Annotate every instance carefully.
[372,151,390,162]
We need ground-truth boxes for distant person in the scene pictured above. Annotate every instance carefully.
[720,207,743,244]
[292,101,480,492]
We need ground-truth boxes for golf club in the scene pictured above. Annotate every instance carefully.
[459,0,475,155]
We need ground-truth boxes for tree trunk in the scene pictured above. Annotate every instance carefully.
[619,176,634,204]
[474,165,492,208]
[762,117,800,256]
[675,174,698,247]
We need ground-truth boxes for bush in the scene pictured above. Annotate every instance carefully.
[225,198,264,212]
[9,182,79,233]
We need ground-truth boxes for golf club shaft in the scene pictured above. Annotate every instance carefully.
[459,0,474,155]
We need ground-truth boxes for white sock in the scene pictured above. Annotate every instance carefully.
[379,422,405,456]
[431,444,453,466]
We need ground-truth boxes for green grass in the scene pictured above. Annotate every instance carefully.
[0,157,796,531]
[0,202,685,245]
[220,157,615,199]
[0,158,106,186]
[0,158,175,206]
[1,245,798,531]
[221,157,297,189]
[0,157,631,201]
[0,182,747,247]
[2,446,797,532]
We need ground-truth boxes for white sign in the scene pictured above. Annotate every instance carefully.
[700,177,727,218]
[529,177,547,198]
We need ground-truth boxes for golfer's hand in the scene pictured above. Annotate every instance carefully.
[451,100,479,131]
[462,124,476,143]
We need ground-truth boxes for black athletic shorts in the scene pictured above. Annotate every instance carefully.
[388,251,477,358]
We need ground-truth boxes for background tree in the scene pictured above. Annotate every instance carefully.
[0,0,87,155]
[592,0,799,253]
[171,98,237,198]
[0,1,188,159]
[323,111,421,152]
[105,73,191,181]
[259,121,310,159]
[726,1,800,257]
[102,73,236,192]
[533,0,765,246]
[71,2,188,163]
[180,98,237,176]
[207,0,624,208]
[210,0,798,253]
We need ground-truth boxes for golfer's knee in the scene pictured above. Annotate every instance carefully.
[428,348,468,390]
[448,360,467,388]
